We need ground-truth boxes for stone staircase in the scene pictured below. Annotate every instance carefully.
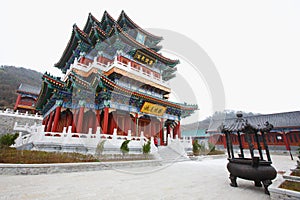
[157,142,190,163]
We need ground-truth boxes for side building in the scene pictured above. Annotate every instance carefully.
[208,111,300,152]
[35,11,198,146]
[14,83,40,114]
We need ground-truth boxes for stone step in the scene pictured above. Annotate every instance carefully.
[157,144,189,163]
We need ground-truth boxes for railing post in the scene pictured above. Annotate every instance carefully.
[67,126,72,134]
[62,127,67,134]
[14,121,18,130]
[127,130,131,140]
[167,134,171,145]
[113,128,117,140]
[96,126,101,135]
[140,131,145,146]
[88,128,93,135]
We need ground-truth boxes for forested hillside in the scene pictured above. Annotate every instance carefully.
[0,66,42,109]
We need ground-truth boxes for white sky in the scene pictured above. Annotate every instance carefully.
[1,0,300,120]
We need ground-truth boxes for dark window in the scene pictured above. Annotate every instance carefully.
[254,135,257,142]
[258,135,262,142]
[270,135,274,143]
[294,134,298,143]
[289,134,294,143]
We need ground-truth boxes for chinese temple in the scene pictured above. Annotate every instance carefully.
[14,83,40,114]
[208,111,300,153]
[35,11,197,145]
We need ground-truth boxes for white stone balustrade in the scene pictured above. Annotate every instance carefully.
[0,109,42,119]
[71,57,170,89]
[13,125,158,155]
[167,134,193,150]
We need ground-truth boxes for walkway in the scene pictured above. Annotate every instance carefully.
[0,154,295,200]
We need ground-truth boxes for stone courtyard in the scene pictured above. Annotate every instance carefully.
[0,154,295,200]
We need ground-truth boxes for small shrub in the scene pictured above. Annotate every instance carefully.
[95,140,106,156]
[120,140,130,154]
[208,142,216,152]
[142,141,151,154]
[297,144,300,168]
[200,142,206,152]
[193,140,201,156]
[0,133,19,147]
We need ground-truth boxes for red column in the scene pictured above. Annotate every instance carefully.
[51,106,61,132]
[167,124,171,138]
[77,106,85,133]
[103,107,109,134]
[72,109,78,133]
[43,115,49,131]
[46,112,54,132]
[160,118,164,145]
[222,134,227,148]
[282,132,291,151]
[177,121,181,138]
[135,113,139,136]
[14,94,21,110]
[109,114,116,134]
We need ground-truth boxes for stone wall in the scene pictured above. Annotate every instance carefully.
[0,160,161,175]
[0,110,42,135]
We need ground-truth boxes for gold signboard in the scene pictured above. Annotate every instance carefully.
[133,50,155,67]
[140,102,166,116]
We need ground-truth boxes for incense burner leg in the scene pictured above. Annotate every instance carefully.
[254,181,262,187]
[262,180,272,195]
[229,174,238,187]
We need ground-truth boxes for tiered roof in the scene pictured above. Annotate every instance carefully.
[208,111,300,133]
[35,73,66,110]
[39,11,197,118]
[71,71,197,112]
[55,11,179,74]
[17,83,40,95]
[117,10,163,43]
[36,70,197,117]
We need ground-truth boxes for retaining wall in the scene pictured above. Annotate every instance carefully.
[0,110,42,135]
[0,160,162,175]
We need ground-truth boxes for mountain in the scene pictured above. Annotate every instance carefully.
[0,66,43,109]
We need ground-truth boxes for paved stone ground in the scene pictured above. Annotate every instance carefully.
[0,154,296,200]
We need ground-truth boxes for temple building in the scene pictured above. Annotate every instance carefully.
[35,11,197,145]
[14,83,40,114]
[208,111,300,152]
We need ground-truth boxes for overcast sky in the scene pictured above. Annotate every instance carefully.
[1,0,299,120]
